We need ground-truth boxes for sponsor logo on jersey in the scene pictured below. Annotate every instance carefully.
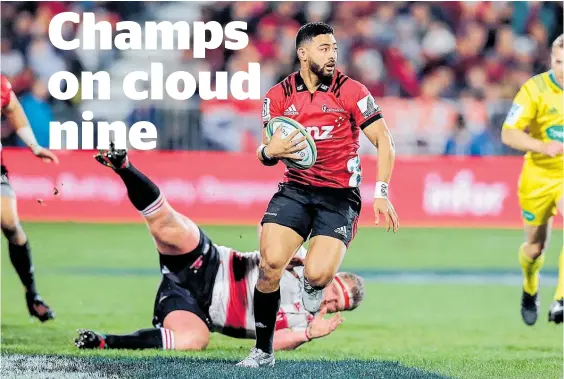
[284,104,299,116]
[297,84,304,91]
[504,103,523,126]
[319,84,329,91]
[262,98,271,122]
[546,125,564,142]
[356,94,379,118]
[522,210,535,222]
[306,125,334,140]
[322,104,345,113]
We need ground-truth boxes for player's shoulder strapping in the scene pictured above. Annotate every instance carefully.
[329,71,350,98]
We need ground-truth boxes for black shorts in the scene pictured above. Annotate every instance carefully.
[261,182,361,247]
[152,229,220,329]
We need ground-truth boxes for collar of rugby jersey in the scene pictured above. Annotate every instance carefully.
[294,70,332,93]
[548,70,563,91]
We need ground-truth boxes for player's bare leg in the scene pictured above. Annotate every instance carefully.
[549,197,564,324]
[519,222,551,326]
[302,236,346,313]
[75,310,210,351]
[1,191,54,322]
[237,223,303,368]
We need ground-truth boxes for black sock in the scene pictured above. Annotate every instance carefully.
[253,287,280,354]
[9,241,37,295]
[104,328,174,350]
[114,164,161,212]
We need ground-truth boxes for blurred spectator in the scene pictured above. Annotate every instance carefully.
[27,37,67,85]
[0,1,562,154]
[18,80,53,148]
[1,38,25,77]
[443,114,493,156]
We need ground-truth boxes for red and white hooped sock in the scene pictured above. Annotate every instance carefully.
[160,328,175,350]
[141,193,165,217]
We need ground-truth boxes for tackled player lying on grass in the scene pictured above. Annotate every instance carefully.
[74,144,364,351]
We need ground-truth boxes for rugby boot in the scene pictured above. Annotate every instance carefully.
[548,298,564,324]
[302,275,323,314]
[26,293,55,322]
[236,347,275,368]
[94,142,129,169]
[75,329,107,349]
[521,289,539,326]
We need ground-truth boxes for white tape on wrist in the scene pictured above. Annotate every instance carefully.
[374,181,389,199]
[16,126,40,153]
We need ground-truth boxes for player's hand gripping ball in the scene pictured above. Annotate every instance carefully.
[265,116,317,170]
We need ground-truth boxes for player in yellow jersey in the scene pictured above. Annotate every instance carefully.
[501,34,564,326]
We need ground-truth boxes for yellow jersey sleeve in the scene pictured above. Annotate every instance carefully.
[502,80,538,131]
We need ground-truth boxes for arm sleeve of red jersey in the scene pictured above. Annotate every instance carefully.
[262,85,285,127]
[1,75,13,109]
[345,83,383,130]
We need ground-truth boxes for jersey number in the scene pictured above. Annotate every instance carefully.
[306,126,334,140]
[347,156,361,187]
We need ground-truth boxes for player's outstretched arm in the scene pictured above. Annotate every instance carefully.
[363,118,399,232]
[273,308,343,351]
[3,92,59,164]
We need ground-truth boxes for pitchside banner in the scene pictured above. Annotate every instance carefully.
[3,148,560,228]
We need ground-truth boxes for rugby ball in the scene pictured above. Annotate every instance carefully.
[265,116,317,170]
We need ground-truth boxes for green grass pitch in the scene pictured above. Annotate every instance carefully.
[1,223,563,379]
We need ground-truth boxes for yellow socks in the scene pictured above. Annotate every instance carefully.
[519,244,545,295]
[554,248,564,301]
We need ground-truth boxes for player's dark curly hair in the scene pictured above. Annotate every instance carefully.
[296,22,334,49]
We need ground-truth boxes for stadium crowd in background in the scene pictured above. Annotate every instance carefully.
[1,1,563,154]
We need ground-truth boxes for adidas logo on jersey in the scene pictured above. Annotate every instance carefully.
[334,226,347,238]
[284,104,299,116]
